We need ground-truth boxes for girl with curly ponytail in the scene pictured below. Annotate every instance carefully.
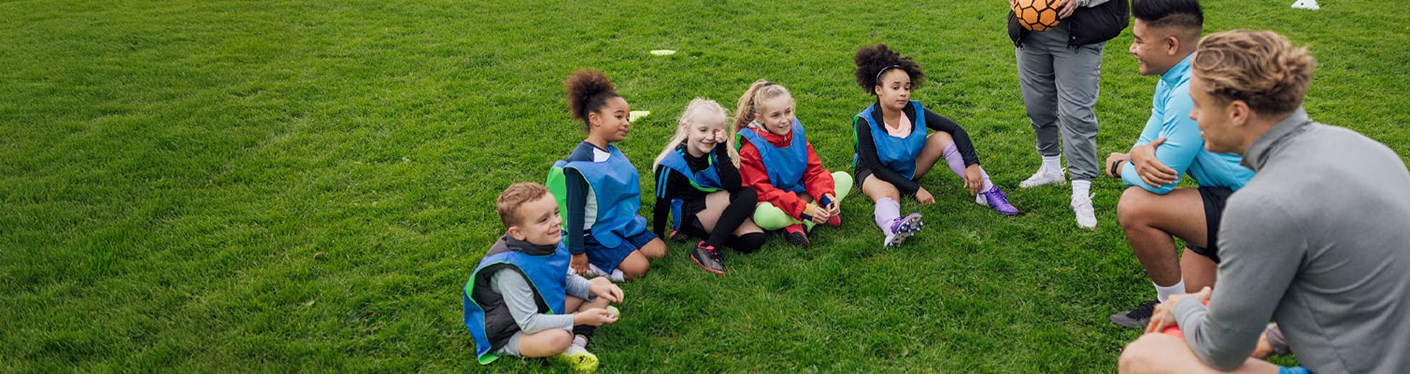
[551,69,666,283]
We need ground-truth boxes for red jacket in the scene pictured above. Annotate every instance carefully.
[737,127,835,220]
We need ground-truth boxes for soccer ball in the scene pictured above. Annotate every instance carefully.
[1013,0,1062,32]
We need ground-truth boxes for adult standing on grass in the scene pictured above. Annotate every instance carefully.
[849,44,1020,249]
[1008,0,1129,229]
[1118,30,1410,374]
[549,69,667,282]
[1102,0,1254,329]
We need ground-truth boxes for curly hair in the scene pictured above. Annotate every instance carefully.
[853,44,925,95]
[1192,30,1316,116]
[496,182,551,228]
[564,69,621,128]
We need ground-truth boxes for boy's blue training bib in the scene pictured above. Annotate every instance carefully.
[463,242,569,364]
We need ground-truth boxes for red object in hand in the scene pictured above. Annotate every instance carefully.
[1161,324,1186,339]
[1160,300,1211,339]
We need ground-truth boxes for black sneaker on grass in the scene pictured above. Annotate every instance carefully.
[667,229,691,243]
[1110,300,1158,329]
[689,241,726,275]
[782,224,810,248]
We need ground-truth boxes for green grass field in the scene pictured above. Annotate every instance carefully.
[4,0,1408,371]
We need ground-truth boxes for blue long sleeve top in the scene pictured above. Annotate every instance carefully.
[1120,54,1254,194]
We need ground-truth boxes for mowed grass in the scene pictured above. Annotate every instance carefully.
[2,0,1408,371]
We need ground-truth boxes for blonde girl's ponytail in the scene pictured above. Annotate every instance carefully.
[733,79,770,139]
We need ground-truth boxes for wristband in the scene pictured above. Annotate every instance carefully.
[801,203,819,221]
[1109,159,1128,176]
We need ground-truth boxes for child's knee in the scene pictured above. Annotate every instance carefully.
[521,329,574,357]
[831,171,853,199]
[927,131,954,146]
[640,239,667,258]
[619,255,650,280]
[753,203,792,230]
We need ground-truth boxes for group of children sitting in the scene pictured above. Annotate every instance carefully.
[463,44,1020,371]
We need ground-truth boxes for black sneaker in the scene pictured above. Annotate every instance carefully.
[689,241,726,275]
[1109,300,1158,329]
[783,224,810,248]
[668,229,690,243]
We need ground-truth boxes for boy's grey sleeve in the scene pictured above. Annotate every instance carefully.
[491,270,574,334]
[564,273,595,300]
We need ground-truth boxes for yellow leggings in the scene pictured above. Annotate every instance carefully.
[752,171,853,230]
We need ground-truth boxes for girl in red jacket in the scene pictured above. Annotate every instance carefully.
[732,80,853,247]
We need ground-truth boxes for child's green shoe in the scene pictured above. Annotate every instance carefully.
[554,344,598,372]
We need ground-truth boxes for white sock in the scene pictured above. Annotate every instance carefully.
[1071,180,1091,199]
[1042,156,1061,174]
[572,335,588,348]
[562,343,590,356]
[1155,278,1186,302]
[609,269,625,282]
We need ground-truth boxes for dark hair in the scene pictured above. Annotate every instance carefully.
[853,44,924,96]
[1132,0,1202,30]
[564,69,620,127]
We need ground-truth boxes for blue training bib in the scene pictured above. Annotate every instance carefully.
[463,242,570,364]
[738,119,810,193]
[548,145,648,250]
[853,101,927,180]
[657,148,726,231]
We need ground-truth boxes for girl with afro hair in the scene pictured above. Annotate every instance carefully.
[548,69,666,282]
[851,44,1019,248]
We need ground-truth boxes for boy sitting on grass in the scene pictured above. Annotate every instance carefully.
[464,182,623,372]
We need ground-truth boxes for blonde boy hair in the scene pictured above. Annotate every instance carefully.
[496,182,550,228]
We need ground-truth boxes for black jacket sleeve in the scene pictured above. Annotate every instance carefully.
[712,145,743,194]
[921,108,981,167]
[651,166,673,239]
[564,168,588,255]
[856,117,922,194]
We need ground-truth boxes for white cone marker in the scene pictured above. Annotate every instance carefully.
[649,50,676,56]
[1292,0,1319,10]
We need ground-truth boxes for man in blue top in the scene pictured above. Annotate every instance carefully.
[1101,0,1254,329]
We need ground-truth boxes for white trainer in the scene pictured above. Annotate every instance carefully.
[1071,193,1097,229]
[1019,165,1066,188]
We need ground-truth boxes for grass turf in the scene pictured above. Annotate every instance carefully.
[3,0,1408,371]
